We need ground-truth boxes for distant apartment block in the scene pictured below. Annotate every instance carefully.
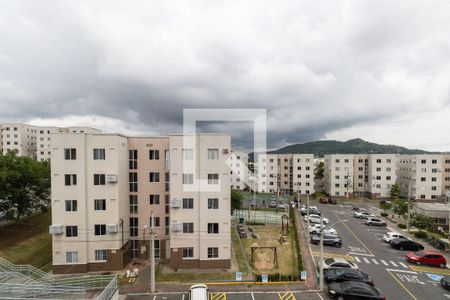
[229,150,248,190]
[257,153,314,195]
[324,154,354,197]
[49,132,231,273]
[396,154,444,201]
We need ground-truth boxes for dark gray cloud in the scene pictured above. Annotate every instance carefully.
[1,0,450,151]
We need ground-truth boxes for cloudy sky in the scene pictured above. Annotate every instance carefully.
[1,1,449,151]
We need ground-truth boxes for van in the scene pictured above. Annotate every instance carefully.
[189,284,209,300]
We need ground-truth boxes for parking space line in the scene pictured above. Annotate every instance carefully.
[277,292,295,300]
[399,262,409,269]
[363,257,370,264]
[334,212,374,256]
[387,270,418,300]
[311,251,355,261]
[354,256,361,262]
[251,292,255,300]
[390,261,398,267]
[381,260,389,266]
[409,265,450,275]
[372,259,379,265]
[210,292,226,300]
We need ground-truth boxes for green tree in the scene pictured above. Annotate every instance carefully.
[390,183,401,199]
[392,199,408,217]
[0,151,50,220]
[315,161,324,178]
[231,190,244,214]
[411,213,434,230]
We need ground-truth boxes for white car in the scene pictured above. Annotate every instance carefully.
[277,203,287,209]
[354,211,375,219]
[305,214,329,224]
[383,232,409,243]
[309,224,337,235]
[317,257,358,271]
[189,284,209,300]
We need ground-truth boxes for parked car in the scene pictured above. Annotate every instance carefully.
[277,203,287,209]
[309,208,322,216]
[391,239,424,251]
[305,214,329,224]
[366,217,386,226]
[309,225,337,236]
[325,268,373,285]
[269,200,277,208]
[441,276,450,290]
[318,257,358,271]
[189,284,209,300]
[311,234,342,247]
[383,232,409,243]
[354,211,375,219]
[328,281,384,300]
[319,198,328,204]
[300,205,319,215]
[406,250,447,268]
[328,198,337,204]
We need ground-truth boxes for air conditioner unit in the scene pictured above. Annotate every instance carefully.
[106,174,117,183]
[106,224,118,233]
[222,148,229,154]
[170,198,182,208]
[171,223,182,232]
[49,225,64,235]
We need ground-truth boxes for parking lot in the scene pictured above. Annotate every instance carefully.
[306,200,450,300]
[126,291,327,300]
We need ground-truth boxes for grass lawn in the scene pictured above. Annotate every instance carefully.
[231,225,248,273]
[0,211,52,270]
[155,265,235,282]
[242,225,298,276]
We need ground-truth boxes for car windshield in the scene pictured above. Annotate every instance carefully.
[325,258,335,265]
[415,251,425,257]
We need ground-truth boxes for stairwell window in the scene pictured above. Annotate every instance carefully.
[93,148,105,160]
[208,174,219,184]
[208,149,219,160]
[66,251,78,263]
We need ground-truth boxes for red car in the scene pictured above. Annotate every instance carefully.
[319,198,328,204]
[406,250,447,268]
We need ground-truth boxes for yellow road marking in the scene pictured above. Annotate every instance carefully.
[277,292,295,300]
[387,270,417,300]
[311,251,355,261]
[409,265,450,275]
[210,292,226,300]
[334,212,374,256]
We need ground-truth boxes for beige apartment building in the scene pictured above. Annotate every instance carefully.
[37,126,102,161]
[443,155,450,201]
[229,150,249,190]
[397,154,444,201]
[0,123,37,158]
[324,154,354,197]
[257,153,314,195]
[50,132,231,273]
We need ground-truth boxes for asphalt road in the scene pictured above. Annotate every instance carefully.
[126,291,327,300]
[308,200,450,300]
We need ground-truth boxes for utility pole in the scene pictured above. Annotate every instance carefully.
[407,183,411,233]
[150,211,155,293]
[319,214,324,291]
[306,194,310,238]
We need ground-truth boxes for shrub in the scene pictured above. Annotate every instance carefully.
[414,231,428,239]
[398,223,407,229]
[380,212,388,217]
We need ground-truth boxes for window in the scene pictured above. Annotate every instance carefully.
[129,150,138,169]
[335,175,340,179]
[95,250,107,261]
[94,199,106,211]
[335,159,340,163]
[183,222,194,233]
[376,159,381,163]
[149,150,160,160]
[432,177,437,182]
[65,174,77,186]
[344,159,349,163]
[95,224,106,236]
[150,217,160,227]
[421,177,426,182]
[66,251,78,263]
[66,226,78,237]
[376,176,381,180]
[432,168,438,173]
[165,216,170,236]
[129,195,138,214]
[421,159,426,164]
[130,217,138,237]
[165,150,170,169]
[208,148,219,160]
[386,176,391,180]
[182,198,193,209]
[208,247,219,258]
[183,247,194,258]
[129,172,138,192]
[432,159,437,164]
[207,223,219,234]
[182,173,193,184]
[208,174,219,184]
[93,148,105,160]
[65,200,77,212]
[376,167,381,172]
[150,194,160,205]
[149,172,160,182]
[94,174,106,185]
[432,186,437,191]
[208,198,219,209]
[64,148,76,160]
[183,148,193,160]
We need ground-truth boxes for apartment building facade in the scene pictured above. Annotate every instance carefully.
[257,154,278,193]
[50,132,231,273]
[324,154,354,197]
[229,150,248,191]
[292,154,314,195]
[397,154,444,201]
[444,155,450,201]
[0,123,37,158]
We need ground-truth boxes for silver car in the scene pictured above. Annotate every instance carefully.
[366,217,386,226]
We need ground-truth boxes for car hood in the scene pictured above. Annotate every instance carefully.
[406,252,420,259]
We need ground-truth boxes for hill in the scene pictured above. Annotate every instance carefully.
[268,138,439,157]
